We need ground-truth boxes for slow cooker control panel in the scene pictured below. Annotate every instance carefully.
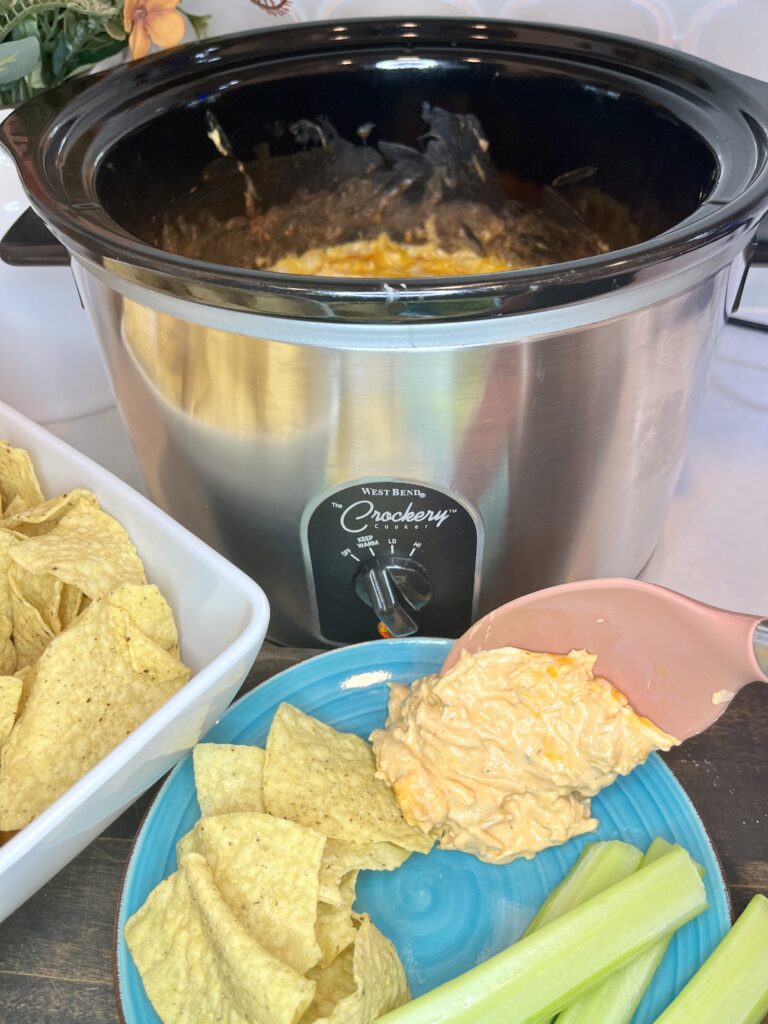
[304,481,480,644]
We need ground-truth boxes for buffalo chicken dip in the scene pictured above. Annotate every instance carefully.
[371,648,678,864]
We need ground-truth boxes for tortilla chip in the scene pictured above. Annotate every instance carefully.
[263,704,432,853]
[187,851,317,1024]
[316,871,357,968]
[0,530,17,674]
[0,598,190,830]
[301,947,356,1021]
[193,743,265,817]
[9,500,146,599]
[126,867,236,1024]
[320,839,409,906]
[9,563,63,635]
[1,489,98,537]
[12,664,33,713]
[194,812,324,975]
[126,852,315,1024]
[0,676,22,748]
[0,442,44,513]
[175,829,197,864]
[106,583,180,657]
[300,913,410,1024]
[2,495,26,518]
[58,583,84,631]
[9,568,54,669]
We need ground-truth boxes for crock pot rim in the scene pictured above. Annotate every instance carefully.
[4,16,768,321]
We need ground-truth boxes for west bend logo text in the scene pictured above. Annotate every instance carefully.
[339,497,454,533]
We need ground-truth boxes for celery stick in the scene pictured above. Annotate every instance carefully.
[523,840,643,936]
[556,837,677,1024]
[378,847,707,1024]
[524,840,643,1024]
[652,893,768,1024]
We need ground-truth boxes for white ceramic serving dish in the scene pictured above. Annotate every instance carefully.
[0,400,270,923]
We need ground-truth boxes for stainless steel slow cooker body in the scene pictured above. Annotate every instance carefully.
[4,20,768,646]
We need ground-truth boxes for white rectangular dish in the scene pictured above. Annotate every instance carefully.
[0,400,270,923]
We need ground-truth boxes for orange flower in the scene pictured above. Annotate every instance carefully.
[123,0,186,60]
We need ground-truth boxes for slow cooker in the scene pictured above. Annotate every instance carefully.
[3,19,768,647]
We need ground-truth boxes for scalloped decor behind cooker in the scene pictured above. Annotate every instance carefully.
[183,0,767,80]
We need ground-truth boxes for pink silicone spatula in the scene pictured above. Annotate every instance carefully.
[442,579,768,739]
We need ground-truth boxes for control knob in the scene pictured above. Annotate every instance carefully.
[353,555,433,638]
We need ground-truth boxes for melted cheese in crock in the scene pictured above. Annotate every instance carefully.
[268,233,515,278]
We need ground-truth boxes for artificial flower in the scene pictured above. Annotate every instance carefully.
[123,0,186,61]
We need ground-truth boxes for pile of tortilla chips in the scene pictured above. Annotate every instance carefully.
[126,703,434,1024]
[0,441,190,832]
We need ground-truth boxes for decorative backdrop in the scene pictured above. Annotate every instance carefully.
[184,0,768,81]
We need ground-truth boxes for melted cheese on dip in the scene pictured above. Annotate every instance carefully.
[268,233,514,278]
[370,648,678,864]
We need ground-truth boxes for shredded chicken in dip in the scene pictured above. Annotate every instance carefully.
[371,648,678,864]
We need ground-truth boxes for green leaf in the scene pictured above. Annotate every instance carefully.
[180,9,210,39]
[58,33,125,79]
[9,15,39,41]
[0,35,40,85]
[63,10,82,43]
[103,15,126,42]
[0,1,120,45]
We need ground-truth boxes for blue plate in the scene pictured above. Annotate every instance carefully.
[116,638,730,1023]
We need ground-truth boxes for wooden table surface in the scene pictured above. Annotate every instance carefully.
[1,643,766,1022]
